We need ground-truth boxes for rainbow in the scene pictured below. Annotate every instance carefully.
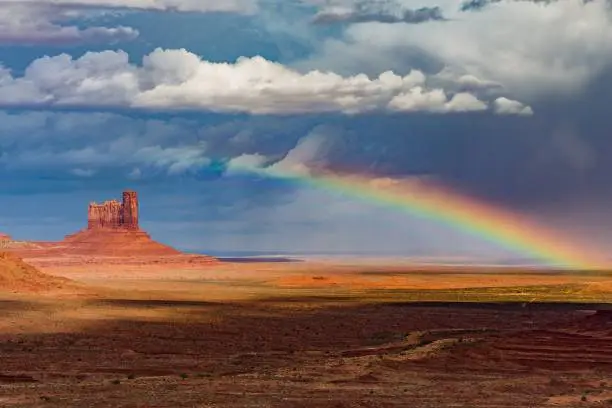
[229,163,608,270]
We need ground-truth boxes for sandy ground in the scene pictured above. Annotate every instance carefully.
[2,258,612,407]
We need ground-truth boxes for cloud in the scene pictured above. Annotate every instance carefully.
[433,67,503,92]
[0,48,531,115]
[0,2,138,45]
[268,133,327,175]
[493,97,533,116]
[389,88,487,112]
[312,4,445,25]
[70,168,96,177]
[0,111,214,176]
[303,0,612,100]
[226,153,270,173]
[128,167,142,179]
[0,0,258,13]
[459,0,499,11]
[459,0,552,12]
[132,143,211,175]
[0,0,258,46]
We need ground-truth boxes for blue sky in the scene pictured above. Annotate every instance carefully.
[0,0,611,260]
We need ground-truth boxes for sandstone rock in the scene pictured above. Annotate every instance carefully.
[63,228,181,256]
[5,190,219,263]
[88,191,140,230]
[122,191,139,230]
[0,252,71,292]
[62,190,198,257]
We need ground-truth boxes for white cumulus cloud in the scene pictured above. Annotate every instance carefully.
[389,88,487,112]
[0,48,530,115]
[226,154,270,172]
[493,97,534,116]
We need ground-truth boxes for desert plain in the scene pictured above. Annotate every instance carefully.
[2,253,612,407]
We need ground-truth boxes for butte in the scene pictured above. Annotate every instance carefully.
[1,191,218,265]
[61,191,196,258]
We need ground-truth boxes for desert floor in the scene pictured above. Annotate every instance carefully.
[3,258,612,407]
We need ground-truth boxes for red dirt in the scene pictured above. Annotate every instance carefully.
[0,252,72,293]
[1,298,612,407]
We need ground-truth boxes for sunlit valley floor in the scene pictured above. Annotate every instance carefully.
[2,258,612,407]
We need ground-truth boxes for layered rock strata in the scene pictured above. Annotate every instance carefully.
[87,190,139,230]
[63,190,183,257]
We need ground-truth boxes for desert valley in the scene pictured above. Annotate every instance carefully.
[0,191,611,407]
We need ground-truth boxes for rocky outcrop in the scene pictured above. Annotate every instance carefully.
[88,190,139,230]
[0,252,72,292]
[0,233,11,241]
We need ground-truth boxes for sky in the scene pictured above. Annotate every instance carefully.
[0,0,610,261]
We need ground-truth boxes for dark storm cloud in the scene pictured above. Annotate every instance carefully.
[459,0,500,11]
[459,0,581,11]
[312,6,445,24]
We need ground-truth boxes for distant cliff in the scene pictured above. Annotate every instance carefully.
[88,191,139,230]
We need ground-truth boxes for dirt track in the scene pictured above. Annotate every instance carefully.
[2,261,612,407]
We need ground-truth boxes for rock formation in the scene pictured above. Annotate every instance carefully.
[63,190,182,256]
[88,190,139,230]
[0,233,11,241]
[4,190,218,264]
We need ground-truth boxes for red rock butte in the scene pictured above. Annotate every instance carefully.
[63,190,181,256]
[86,190,139,231]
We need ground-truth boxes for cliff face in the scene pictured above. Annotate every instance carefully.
[88,190,139,230]
[122,191,139,230]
